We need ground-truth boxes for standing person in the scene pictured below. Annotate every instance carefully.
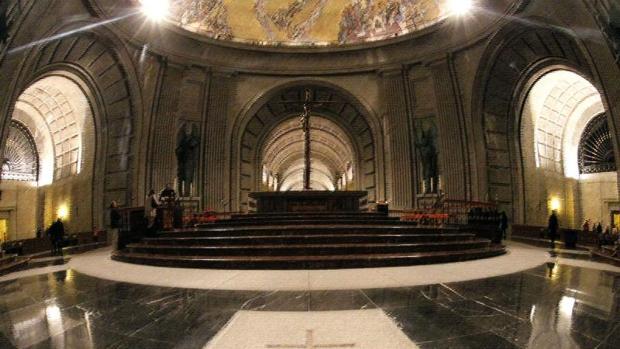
[146,190,160,231]
[159,183,177,201]
[548,210,559,249]
[582,219,590,233]
[48,219,65,256]
[499,211,509,240]
[109,201,122,250]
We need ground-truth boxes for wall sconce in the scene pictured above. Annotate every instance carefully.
[549,197,561,212]
[57,204,69,220]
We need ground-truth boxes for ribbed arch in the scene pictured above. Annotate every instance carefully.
[261,116,354,192]
[236,84,378,210]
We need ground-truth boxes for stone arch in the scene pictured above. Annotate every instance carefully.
[472,19,616,223]
[0,20,142,230]
[260,116,356,192]
[231,82,383,211]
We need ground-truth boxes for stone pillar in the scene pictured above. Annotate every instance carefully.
[176,67,208,199]
[148,61,184,194]
[429,57,470,201]
[202,71,234,211]
[379,68,415,209]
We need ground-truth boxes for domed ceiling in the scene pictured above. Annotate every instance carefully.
[158,0,449,46]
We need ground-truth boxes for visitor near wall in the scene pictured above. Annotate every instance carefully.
[548,211,559,249]
[109,201,122,250]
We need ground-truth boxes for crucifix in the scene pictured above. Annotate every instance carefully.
[282,88,338,191]
[266,329,356,349]
[299,90,312,190]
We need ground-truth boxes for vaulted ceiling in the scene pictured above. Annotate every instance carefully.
[164,0,448,46]
[261,116,355,191]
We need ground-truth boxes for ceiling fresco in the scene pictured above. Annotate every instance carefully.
[162,0,448,46]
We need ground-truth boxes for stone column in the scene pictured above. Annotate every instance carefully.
[429,57,470,201]
[148,61,184,194]
[379,67,415,209]
[202,70,234,211]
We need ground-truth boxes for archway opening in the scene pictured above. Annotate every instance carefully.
[520,69,618,229]
[0,74,96,240]
[235,84,379,211]
[260,116,355,192]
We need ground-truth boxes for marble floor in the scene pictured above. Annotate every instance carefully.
[0,245,618,348]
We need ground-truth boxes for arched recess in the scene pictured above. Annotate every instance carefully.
[260,116,356,192]
[473,20,618,225]
[232,84,382,211]
[0,22,142,233]
[1,74,97,236]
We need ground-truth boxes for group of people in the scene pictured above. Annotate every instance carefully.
[46,218,65,256]
[584,219,620,253]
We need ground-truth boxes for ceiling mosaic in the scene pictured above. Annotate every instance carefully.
[163,0,448,46]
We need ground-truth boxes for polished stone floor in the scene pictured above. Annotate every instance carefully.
[0,259,618,348]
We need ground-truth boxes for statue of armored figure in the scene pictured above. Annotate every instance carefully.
[415,123,439,194]
[0,6,8,45]
[176,123,200,197]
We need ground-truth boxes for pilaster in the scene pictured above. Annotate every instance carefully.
[378,67,415,209]
[429,56,470,201]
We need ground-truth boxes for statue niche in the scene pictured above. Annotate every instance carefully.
[414,118,440,194]
[176,123,200,197]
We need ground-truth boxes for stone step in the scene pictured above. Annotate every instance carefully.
[196,218,409,228]
[591,249,620,267]
[0,257,31,277]
[160,225,462,238]
[143,233,478,246]
[112,246,506,269]
[126,240,491,256]
[229,212,389,220]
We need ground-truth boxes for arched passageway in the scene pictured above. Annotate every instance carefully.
[233,84,381,211]
[0,74,96,240]
[520,70,618,228]
[260,116,355,192]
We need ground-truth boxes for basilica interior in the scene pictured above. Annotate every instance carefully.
[0,0,619,348]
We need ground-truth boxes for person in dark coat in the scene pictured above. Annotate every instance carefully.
[499,211,509,240]
[109,201,122,250]
[47,219,65,256]
[548,211,559,249]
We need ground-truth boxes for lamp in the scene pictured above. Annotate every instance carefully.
[549,197,561,212]
[448,0,474,16]
[57,204,69,220]
[140,0,169,21]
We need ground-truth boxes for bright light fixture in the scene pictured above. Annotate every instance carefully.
[448,0,473,16]
[57,204,69,220]
[549,197,561,212]
[140,0,169,21]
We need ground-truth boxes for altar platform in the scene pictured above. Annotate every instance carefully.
[249,191,367,213]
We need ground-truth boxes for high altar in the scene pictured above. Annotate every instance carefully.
[249,191,368,213]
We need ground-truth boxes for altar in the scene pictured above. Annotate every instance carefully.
[249,191,367,213]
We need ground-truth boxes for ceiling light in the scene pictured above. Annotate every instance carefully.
[448,0,473,16]
[140,0,169,21]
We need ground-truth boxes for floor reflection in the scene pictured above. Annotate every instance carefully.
[0,262,617,348]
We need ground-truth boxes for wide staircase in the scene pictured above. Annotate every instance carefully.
[113,212,506,269]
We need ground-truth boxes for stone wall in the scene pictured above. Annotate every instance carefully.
[1,0,619,231]
[580,173,620,228]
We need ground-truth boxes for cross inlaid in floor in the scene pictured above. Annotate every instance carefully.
[266,329,356,349]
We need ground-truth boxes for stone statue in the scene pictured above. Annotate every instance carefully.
[176,123,200,197]
[0,3,9,45]
[415,125,439,194]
